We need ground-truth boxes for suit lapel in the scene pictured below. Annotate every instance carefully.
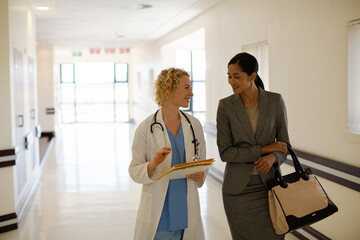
[255,89,269,141]
[232,94,256,144]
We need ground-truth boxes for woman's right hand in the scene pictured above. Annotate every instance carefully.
[152,147,172,166]
[261,142,287,155]
[147,147,172,175]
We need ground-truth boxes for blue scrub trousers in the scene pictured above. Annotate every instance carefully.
[154,229,184,240]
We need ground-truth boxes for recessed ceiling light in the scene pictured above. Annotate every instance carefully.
[36,6,49,11]
[115,32,124,38]
[127,4,152,10]
[138,4,152,9]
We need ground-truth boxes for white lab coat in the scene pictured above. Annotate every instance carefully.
[129,109,207,240]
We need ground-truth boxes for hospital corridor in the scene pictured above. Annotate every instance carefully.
[1,0,360,239]
[0,122,232,240]
[0,121,304,240]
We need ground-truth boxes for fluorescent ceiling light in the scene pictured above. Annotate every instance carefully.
[36,6,49,10]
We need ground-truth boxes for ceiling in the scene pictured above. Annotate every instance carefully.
[28,0,222,49]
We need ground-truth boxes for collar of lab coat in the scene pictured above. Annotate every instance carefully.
[154,108,193,162]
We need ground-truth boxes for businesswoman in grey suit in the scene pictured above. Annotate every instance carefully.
[216,52,290,240]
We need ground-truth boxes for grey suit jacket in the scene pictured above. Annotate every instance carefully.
[216,88,290,194]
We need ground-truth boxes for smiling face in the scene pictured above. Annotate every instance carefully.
[171,74,193,108]
[227,64,255,94]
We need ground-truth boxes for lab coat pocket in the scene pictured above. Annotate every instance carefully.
[138,191,152,223]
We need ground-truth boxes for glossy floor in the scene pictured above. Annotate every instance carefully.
[0,123,231,240]
[1,123,297,240]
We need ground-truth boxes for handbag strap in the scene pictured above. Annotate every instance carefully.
[274,146,309,188]
[287,146,303,173]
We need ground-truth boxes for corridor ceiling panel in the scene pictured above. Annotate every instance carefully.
[28,0,223,48]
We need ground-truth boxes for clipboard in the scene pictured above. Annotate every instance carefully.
[157,158,214,181]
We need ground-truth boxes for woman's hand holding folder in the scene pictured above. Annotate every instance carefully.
[157,159,214,181]
[186,171,205,183]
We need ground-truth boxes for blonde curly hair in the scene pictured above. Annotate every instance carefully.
[155,68,190,106]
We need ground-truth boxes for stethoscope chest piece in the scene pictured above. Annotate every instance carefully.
[192,141,200,162]
[192,155,200,162]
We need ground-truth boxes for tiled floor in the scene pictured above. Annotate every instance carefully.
[0,123,297,240]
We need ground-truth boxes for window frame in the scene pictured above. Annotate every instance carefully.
[346,19,360,143]
[58,62,129,123]
[60,63,75,83]
[178,50,206,119]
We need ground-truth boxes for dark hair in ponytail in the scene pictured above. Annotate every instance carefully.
[228,52,265,90]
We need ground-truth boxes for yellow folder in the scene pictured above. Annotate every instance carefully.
[157,158,215,181]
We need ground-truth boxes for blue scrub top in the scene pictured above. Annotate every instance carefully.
[157,124,188,231]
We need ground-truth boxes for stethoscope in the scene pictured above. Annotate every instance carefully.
[150,109,200,162]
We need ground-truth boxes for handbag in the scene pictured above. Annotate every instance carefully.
[267,146,338,235]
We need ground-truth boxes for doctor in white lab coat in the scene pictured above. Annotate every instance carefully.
[129,68,207,240]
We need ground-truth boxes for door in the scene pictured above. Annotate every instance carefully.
[13,48,26,194]
[28,57,38,170]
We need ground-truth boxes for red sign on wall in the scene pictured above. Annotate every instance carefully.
[119,48,130,54]
[89,48,130,54]
[90,48,101,54]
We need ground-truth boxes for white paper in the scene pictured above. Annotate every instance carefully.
[159,165,210,181]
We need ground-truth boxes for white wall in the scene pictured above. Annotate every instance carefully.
[0,168,15,216]
[37,44,55,132]
[5,0,39,218]
[9,0,37,143]
[0,0,12,149]
[131,0,360,167]
[130,0,360,238]
[130,43,162,123]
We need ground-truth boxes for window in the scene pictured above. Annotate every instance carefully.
[175,49,206,123]
[161,28,206,123]
[348,19,360,135]
[60,64,75,83]
[115,63,128,82]
[59,64,76,123]
[59,62,129,123]
[114,63,129,122]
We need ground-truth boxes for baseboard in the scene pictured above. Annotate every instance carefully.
[301,226,331,240]
[15,166,42,225]
[40,137,55,168]
[208,166,224,184]
[0,148,17,168]
[208,171,223,184]
[41,131,55,141]
[0,213,17,234]
[291,226,331,240]
[0,137,55,234]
